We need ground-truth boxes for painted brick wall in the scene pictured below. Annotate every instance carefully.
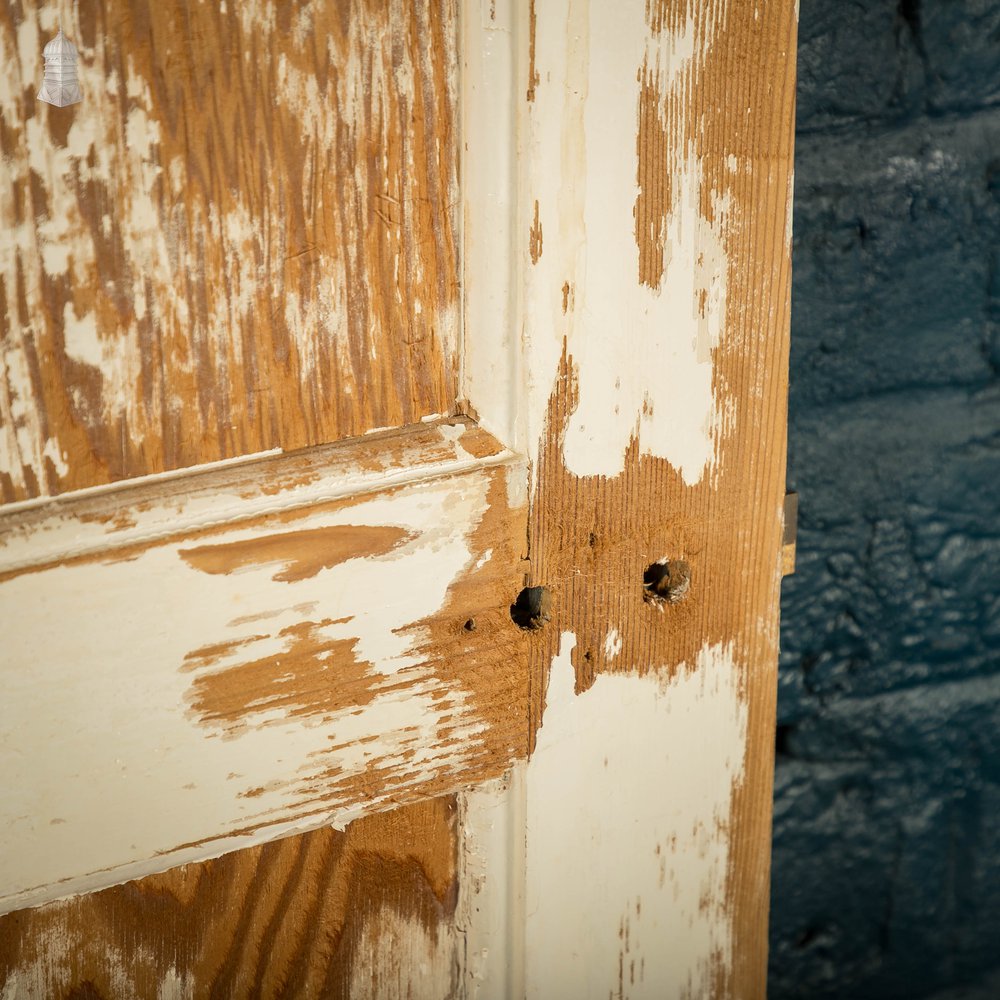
[769,2,1000,997]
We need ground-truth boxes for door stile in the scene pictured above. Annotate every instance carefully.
[459,1,798,996]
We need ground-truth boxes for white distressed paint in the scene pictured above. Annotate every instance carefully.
[523,633,747,999]
[346,905,456,1000]
[0,5,169,493]
[0,449,522,914]
[458,2,794,994]
[0,0,460,499]
[603,626,622,660]
[522,0,732,482]
[238,0,276,37]
[457,771,527,1000]
[157,968,194,1000]
[0,920,195,1000]
[0,420,513,574]
[459,0,523,453]
[61,303,102,369]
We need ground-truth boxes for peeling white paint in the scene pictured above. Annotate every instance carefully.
[456,3,791,995]
[0,421,518,573]
[524,633,747,999]
[0,448,522,913]
[0,1,460,498]
[157,968,194,1000]
[0,8,168,494]
[459,0,522,452]
[40,438,68,479]
[603,627,622,660]
[346,905,456,1000]
[238,0,276,38]
[523,0,732,481]
[62,303,102,369]
[0,923,195,1000]
[457,771,527,1000]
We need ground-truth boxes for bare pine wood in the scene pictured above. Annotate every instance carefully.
[0,798,459,1000]
[0,0,459,503]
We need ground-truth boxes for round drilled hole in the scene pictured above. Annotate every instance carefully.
[643,559,691,605]
[510,586,551,631]
[463,618,477,632]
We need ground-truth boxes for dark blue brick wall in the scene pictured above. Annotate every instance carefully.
[769,2,1000,997]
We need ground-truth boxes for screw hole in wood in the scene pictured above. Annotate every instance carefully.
[643,559,691,605]
[510,586,551,631]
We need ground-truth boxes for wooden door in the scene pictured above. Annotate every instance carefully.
[0,1,797,997]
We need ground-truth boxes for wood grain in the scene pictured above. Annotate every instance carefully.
[0,419,508,576]
[0,421,530,913]
[0,0,460,503]
[518,1,797,995]
[0,797,459,1000]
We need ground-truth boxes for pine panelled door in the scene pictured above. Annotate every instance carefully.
[0,1,796,997]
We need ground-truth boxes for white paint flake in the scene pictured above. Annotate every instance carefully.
[62,304,102,369]
[603,627,622,660]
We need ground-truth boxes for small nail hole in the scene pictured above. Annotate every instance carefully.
[643,559,691,605]
[510,586,551,631]
[588,532,597,547]
[583,650,593,663]
[463,618,476,632]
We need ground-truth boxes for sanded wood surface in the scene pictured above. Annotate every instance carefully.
[0,420,529,914]
[0,0,459,503]
[0,797,459,1000]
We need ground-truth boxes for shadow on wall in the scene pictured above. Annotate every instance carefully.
[770,1,1000,999]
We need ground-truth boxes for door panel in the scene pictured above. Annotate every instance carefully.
[0,420,528,913]
[0,797,459,1000]
[0,0,459,502]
